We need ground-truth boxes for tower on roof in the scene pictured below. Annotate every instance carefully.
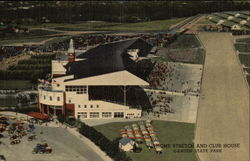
[68,39,75,63]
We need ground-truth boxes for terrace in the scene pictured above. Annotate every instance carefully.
[38,84,63,93]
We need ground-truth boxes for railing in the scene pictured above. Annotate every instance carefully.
[38,85,64,93]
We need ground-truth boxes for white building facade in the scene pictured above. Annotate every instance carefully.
[37,39,152,120]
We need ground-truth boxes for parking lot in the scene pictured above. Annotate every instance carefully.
[0,113,106,161]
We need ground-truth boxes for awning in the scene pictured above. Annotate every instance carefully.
[28,112,51,120]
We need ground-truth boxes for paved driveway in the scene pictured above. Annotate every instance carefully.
[195,32,249,161]
[0,125,105,161]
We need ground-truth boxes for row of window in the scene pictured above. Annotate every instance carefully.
[77,112,123,118]
[65,85,87,94]
[78,104,99,108]
[43,96,61,101]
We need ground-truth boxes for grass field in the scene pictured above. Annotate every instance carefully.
[247,75,250,86]
[239,54,250,67]
[234,43,250,52]
[94,120,198,161]
[51,18,187,31]
[0,80,35,90]
[244,68,250,73]
[236,38,250,43]
[0,37,50,45]
[167,34,201,49]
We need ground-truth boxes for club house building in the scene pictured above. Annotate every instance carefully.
[38,38,153,120]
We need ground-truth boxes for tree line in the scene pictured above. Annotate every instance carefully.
[0,1,249,24]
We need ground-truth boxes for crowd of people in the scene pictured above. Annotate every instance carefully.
[146,91,174,114]
[148,62,201,95]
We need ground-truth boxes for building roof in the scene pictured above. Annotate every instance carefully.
[119,137,133,146]
[64,70,149,86]
[65,38,153,81]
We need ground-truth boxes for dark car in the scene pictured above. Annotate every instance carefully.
[28,135,37,141]
[0,121,9,126]
[0,155,6,161]
[0,134,3,139]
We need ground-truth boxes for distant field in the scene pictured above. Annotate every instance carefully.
[0,80,35,90]
[94,120,197,161]
[1,29,59,39]
[51,18,187,31]
[0,37,50,45]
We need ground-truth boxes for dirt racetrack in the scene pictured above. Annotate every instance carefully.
[195,32,249,161]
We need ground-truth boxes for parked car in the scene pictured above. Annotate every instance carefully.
[0,155,6,161]
[32,143,52,154]
[28,135,37,141]
[10,139,21,145]
[10,135,21,140]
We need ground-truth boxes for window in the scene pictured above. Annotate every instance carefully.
[78,105,81,108]
[57,84,60,87]
[57,97,60,101]
[65,85,87,94]
[78,112,87,118]
[84,105,87,108]
[44,96,46,100]
[68,99,71,103]
[96,105,99,108]
[102,112,112,118]
[49,96,52,101]
[90,105,93,108]
[90,112,99,118]
[114,112,124,118]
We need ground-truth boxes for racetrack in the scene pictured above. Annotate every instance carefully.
[195,32,249,161]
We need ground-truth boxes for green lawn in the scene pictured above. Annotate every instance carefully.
[236,38,250,43]
[246,75,250,87]
[51,18,187,31]
[235,43,250,52]
[244,68,250,73]
[0,29,59,39]
[0,80,35,90]
[167,34,201,49]
[194,48,206,64]
[239,54,250,67]
[94,120,198,161]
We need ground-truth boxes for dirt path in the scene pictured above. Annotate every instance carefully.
[195,32,249,161]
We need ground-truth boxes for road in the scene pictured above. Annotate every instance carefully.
[195,32,249,161]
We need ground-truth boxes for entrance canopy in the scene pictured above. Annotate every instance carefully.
[28,112,51,120]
